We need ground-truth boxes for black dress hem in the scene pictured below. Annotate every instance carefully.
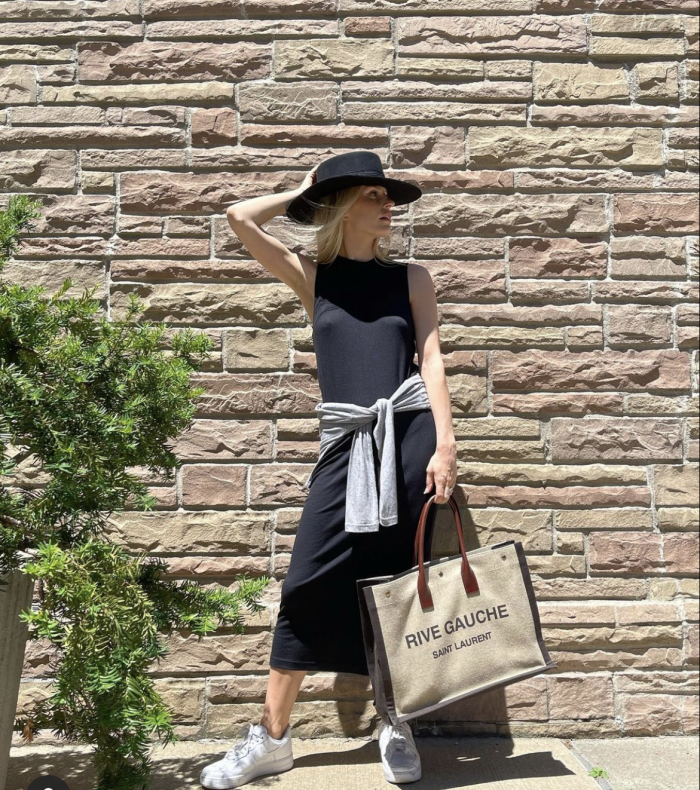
[270,657,370,676]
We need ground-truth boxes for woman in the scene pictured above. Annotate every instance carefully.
[200,151,458,789]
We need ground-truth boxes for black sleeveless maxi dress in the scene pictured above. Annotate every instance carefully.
[269,253,438,676]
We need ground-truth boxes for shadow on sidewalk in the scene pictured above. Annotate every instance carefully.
[8,736,579,790]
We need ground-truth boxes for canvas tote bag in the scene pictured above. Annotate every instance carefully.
[357,493,556,725]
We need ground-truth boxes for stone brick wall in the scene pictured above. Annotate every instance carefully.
[4,0,698,744]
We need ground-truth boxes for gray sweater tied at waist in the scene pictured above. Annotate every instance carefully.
[304,371,433,533]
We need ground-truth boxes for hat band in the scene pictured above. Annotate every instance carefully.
[326,169,385,178]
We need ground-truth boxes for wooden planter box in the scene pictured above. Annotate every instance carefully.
[0,569,34,790]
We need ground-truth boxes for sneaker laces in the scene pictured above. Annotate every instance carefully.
[225,723,265,761]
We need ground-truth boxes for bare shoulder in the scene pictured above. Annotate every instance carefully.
[406,263,434,305]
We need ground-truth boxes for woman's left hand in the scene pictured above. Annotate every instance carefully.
[425,443,458,504]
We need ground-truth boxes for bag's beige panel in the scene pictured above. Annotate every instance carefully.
[366,541,553,720]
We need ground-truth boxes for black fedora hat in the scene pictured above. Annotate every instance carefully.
[285,151,422,225]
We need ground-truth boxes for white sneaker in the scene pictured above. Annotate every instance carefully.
[200,722,294,789]
[377,719,422,784]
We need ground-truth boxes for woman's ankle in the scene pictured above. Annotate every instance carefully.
[260,720,288,739]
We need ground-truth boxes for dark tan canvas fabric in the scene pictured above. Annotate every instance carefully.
[358,539,556,725]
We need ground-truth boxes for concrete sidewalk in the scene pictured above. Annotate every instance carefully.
[570,737,699,790]
[6,736,699,790]
[8,736,598,790]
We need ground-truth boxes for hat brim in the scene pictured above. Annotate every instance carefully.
[285,175,422,225]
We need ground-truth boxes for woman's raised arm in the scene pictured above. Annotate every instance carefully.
[226,166,317,297]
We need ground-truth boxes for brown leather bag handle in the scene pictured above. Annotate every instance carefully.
[413,492,479,609]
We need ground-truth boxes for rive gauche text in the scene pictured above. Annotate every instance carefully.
[404,604,510,657]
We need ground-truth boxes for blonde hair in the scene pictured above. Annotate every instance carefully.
[289,185,401,267]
